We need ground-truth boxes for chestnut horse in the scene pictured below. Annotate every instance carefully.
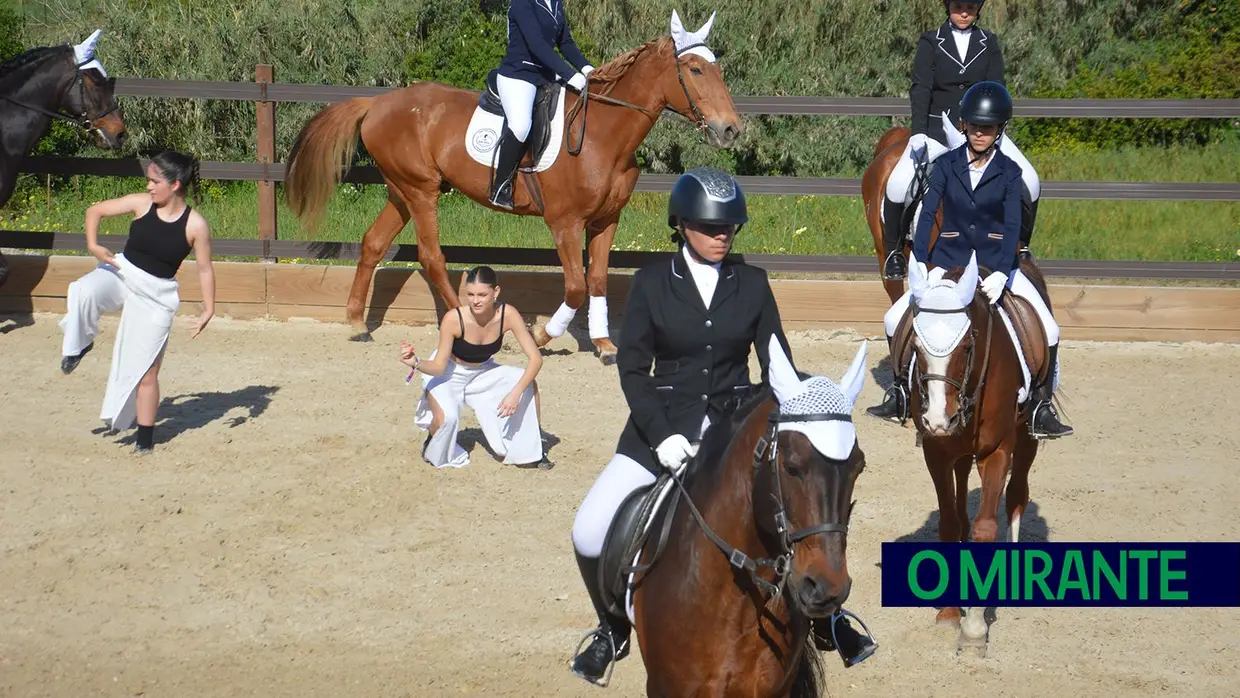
[859,126,943,305]
[899,251,1050,657]
[0,32,128,287]
[626,337,871,697]
[283,11,741,362]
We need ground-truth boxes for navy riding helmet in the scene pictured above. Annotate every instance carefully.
[959,80,1013,126]
[667,167,749,232]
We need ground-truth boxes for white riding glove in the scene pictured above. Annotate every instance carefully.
[655,434,698,476]
[581,65,595,77]
[980,271,1008,305]
[568,72,587,91]
[908,133,928,154]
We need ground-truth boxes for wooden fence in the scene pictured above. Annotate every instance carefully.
[7,68,1240,276]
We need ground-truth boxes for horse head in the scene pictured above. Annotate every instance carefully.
[64,30,128,149]
[661,9,741,148]
[906,251,987,437]
[759,334,868,618]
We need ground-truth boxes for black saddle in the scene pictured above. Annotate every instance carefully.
[595,474,680,619]
[477,69,562,168]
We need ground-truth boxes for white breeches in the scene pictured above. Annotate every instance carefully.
[59,263,127,356]
[889,112,1042,204]
[571,415,712,558]
[495,73,537,143]
[413,355,543,468]
[883,268,1059,346]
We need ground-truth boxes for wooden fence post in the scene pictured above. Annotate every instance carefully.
[256,64,277,263]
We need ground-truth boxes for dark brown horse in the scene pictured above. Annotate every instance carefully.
[860,126,943,305]
[0,33,128,287]
[626,337,871,697]
[899,252,1051,657]
[283,11,742,362]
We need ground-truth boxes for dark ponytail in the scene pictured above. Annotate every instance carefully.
[150,150,201,205]
[464,265,499,287]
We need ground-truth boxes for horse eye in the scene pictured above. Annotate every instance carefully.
[690,67,702,75]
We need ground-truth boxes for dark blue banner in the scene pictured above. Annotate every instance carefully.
[881,542,1240,607]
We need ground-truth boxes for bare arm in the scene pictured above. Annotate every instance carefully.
[84,192,149,263]
[503,304,543,397]
[408,311,461,377]
[188,211,215,339]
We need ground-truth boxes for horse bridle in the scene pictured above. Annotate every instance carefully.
[667,406,853,599]
[0,58,120,134]
[909,298,994,433]
[565,42,713,155]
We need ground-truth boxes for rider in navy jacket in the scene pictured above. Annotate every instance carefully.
[489,0,594,210]
[911,143,1023,275]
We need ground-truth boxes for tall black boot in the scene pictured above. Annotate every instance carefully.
[866,335,909,423]
[882,197,908,280]
[488,125,527,211]
[1029,343,1073,439]
[569,551,631,688]
[1019,197,1039,261]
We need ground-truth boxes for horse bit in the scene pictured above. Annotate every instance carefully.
[1,58,119,135]
[565,42,714,155]
[909,298,994,433]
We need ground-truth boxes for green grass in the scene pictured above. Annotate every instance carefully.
[3,142,1237,263]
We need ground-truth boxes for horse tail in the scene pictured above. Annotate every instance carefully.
[790,643,827,698]
[284,96,375,233]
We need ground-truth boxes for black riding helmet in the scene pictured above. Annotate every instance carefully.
[667,167,748,232]
[943,0,986,22]
[959,80,1012,126]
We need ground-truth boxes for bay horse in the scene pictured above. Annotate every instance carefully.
[859,126,943,305]
[283,10,742,362]
[899,251,1051,657]
[0,30,128,287]
[616,337,872,696]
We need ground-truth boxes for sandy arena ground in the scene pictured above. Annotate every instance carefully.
[2,310,1239,698]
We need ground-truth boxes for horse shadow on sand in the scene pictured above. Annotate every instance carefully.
[0,312,35,334]
[877,490,1052,631]
[95,384,281,446]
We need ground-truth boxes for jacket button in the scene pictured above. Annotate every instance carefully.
[701,368,708,375]
[969,224,975,231]
[705,320,712,328]
[706,345,712,351]
[970,200,976,207]
[701,394,708,401]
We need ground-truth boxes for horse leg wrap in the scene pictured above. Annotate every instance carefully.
[544,302,577,338]
[588,296,609,339]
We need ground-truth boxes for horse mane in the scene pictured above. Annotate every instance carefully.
[685,383,774,482]
[587,36,672,94]
[0,45,69,80]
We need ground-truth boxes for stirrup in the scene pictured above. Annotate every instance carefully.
[829,609,879,668]
[569,627,621,688]
[883,250,907,280]
[1029,400,1073,440]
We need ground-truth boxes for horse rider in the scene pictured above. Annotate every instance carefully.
[567,167,878,687]
[882,0,1043,281]
[489,0,595,210]
[867,82,1073,440]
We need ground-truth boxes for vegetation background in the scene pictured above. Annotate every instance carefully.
[1,0,1236,261]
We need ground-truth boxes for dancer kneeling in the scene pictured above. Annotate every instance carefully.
[567,167,877,688]
[400,265,552,469]
[58,151,215,453]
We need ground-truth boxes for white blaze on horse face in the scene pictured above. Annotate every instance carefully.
[73,28,108,77]
[670,9,718,63]
[923,352,951,433]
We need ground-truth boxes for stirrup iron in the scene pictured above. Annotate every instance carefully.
[569,627,619,688]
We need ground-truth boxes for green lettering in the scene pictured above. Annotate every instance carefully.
[1023,550,1054,600]
[1129,550,1158,600]
[1057,550,1090,601]
[1092,550,1126,600]
[1010,548,1020,599]
[962,549,1005,602]
[908,550,949,600]
[1159,550,1188,601]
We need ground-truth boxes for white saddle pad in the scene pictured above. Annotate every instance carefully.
[463,89,566,173]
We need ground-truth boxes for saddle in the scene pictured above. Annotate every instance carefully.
[478,69,561,168]
[891,258,1052,392]
[595,474,681,620]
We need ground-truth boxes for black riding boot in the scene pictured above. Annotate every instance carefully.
[810,614,879,668]
[488,125,527,211]
[1019,198,1039,261]
[569,551,631,688]
[882,197,908,280]
[60,341,94,375]
[1029,343,1073,439]
[866,335,910,423]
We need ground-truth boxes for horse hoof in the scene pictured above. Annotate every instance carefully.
[349,331,374,343]
[533,325,553,348]
[592,338,618,365]
[956,632,988,658]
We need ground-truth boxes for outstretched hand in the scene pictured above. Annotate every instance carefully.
[398,341,420,367]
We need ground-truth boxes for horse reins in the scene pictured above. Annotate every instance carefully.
[655,406,854,600]
[910,299,995,433]
[565,43,713,156]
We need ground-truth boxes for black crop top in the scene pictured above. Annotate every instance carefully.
[451,303,505,363]
[122,203,193,279]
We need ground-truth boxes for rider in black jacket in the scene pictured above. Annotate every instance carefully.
[567,168,877,688]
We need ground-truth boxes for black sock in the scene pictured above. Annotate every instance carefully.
[137,424,155,450]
